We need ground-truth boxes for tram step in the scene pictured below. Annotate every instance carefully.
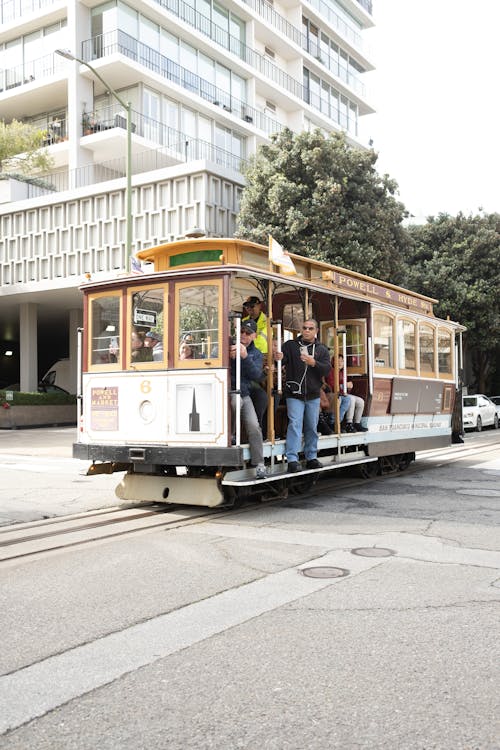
[222,454,377,487]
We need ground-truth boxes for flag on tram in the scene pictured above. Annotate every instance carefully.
[269,236,296,275]
[130,255,144,274]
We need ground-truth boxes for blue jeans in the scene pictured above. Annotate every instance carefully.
[340,395,350,421]
[285,397,320,463]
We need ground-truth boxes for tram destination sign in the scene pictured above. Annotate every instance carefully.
[329,271,434,314]
[134,308,158,326]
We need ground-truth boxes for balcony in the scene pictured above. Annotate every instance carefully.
[81,32,284,137]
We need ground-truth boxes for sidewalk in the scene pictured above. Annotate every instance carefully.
[0,426,75,458]
[0,427,121,525]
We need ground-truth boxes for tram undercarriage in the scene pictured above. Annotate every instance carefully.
[75,435,420,508]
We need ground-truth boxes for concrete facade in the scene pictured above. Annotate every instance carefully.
[0,0,374,391]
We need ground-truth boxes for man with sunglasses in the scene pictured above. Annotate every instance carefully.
[280,319,331,472]
[230,319,267,479]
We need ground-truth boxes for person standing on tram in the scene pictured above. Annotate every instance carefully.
[279,319,331,472]
[230,318,267,480]
[242,296,268,428]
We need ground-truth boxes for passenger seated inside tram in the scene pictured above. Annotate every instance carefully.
[131,329,153,362]
[179,341,193,360]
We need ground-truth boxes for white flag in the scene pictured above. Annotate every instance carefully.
[130,255,144,274]
[269,236,296,275]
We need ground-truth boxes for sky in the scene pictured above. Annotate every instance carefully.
[358,0,500,220]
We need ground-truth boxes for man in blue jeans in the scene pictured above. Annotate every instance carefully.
[279,319,331,472]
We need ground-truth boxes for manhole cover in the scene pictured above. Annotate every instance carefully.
[351,547,395,557]
[301,566,349,579]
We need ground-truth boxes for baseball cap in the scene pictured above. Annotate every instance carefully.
[243,296,260,307]
[146,331,161,341]
[241,319,257,334]
[181,333,193,343]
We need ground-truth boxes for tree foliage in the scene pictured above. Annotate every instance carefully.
[236,128,411,282]
[405,213,500,392]
[0,119,53,175]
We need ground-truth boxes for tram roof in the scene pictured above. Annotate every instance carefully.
[136,237,440,318]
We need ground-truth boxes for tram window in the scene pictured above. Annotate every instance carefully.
[129,287,165,366]
[90,293,121,366]
[373,313,394,369]
[344,320,365,372]
[283,303,304,335]
[438,328,452,375]
[398,319,416,371]
[419,324,435,374]
[320,319,366,373]
[176,282,220,363]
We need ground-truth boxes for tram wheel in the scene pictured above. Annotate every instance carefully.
[397,453,414,471]
[358,460,379,479]
[288,474,316,495]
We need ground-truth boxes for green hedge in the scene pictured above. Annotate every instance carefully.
[0,390,77,406]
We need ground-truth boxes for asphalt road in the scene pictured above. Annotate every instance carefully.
[0,429,499,749]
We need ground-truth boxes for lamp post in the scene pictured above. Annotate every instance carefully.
[55,49,132,259]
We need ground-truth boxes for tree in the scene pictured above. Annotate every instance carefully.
[236,128,411,283]
[0,119,53,176]
[405,213,500,393]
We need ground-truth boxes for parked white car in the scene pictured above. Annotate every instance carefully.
[490,396,500,421]
[462,394,499,431]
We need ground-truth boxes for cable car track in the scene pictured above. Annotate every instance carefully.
[1,439,497,564]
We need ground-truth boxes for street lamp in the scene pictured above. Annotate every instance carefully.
[55,48,133,259]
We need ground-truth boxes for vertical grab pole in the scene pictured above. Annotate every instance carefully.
[276,321,282,396]
[332,297,340,434]
[235,316,242,447]
[266,279,274,444]
[367,336,373,395]
[76,326,83,435]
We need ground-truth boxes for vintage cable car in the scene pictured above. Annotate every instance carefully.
[73,237,464,506]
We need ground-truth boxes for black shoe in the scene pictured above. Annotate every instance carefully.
[306,459,322,470]
[344,423,356,433]
[354,423,368,432]
[287,461,300,473]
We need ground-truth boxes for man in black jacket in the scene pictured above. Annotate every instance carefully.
[280,319,331,472]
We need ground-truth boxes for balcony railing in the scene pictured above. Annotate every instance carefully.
[82,31,283,136]
[14,136,246,197]
[0,51,65,92]
[0,0,55,25]
[304,0,365,51]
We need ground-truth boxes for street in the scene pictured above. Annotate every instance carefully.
[0,429,499,749]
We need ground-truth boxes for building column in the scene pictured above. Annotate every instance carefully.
[19,303,38,392]
[69,308,83,394]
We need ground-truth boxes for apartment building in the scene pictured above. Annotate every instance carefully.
[0,0,374,392]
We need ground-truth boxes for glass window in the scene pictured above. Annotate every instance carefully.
[283,303,304,334]
[344,321,365,371]
[129,287,166,366]
[398,319,416,371]
[176,282,221,364]
[373,314,393,369]
[160,29,178,63]
[90,293,121,366]
[419,324,435,374]
[438,328,452,375]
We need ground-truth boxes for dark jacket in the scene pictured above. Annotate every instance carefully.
[231,340,264,397]
[282,336,331,400]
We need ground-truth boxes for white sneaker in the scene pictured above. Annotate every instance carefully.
[255,463,267,479]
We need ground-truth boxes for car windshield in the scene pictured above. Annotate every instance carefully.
[463,397,477,407]
[490,396,500,405]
